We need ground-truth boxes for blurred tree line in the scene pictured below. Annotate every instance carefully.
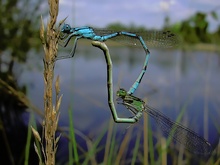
[165,11,219,44]
[106,11,220,45]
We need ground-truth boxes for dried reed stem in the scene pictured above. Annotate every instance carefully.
[37,0,62,164]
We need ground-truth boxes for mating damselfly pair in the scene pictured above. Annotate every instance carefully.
[58,23,178,94]
[58,24,212,154]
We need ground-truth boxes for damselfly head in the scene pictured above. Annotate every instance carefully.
[116,88,127,98]
[61,24,71,33]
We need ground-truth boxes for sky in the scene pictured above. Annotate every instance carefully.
[58,0,220,31]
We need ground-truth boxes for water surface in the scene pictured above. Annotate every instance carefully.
[20,45,220,163]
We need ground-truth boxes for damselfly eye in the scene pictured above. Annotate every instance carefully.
[61,24,71,33]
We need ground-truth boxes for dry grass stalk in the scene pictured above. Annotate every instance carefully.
[0,79,43,116]
[37,0,62,164]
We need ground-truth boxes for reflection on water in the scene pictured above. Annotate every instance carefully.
[21,45,220,163]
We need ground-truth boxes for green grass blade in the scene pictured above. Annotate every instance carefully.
[143,112,148,165]
[24,112,34,165]
[68,138,74,165]
[82,123,109,165]
[148,119,155,165]
[107,125,117,165]
[103,118,114,164]
[68,106,79,164]
[131,131,141,165]
[115,126,133,164]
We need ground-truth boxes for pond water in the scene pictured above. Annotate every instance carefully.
[20,44,220,163]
